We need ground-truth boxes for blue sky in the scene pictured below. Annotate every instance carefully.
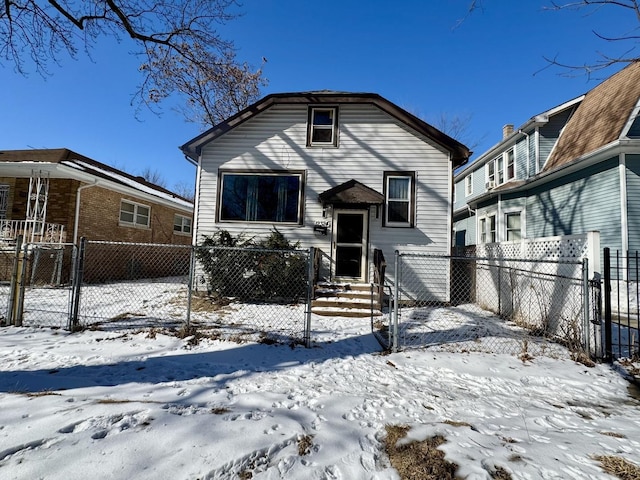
[1,1,633,193]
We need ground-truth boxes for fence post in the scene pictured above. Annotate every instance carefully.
[392,250,400,352]
[6,235,23,326]
[305,247,314,348]
[582,258,590,356]
[185,246,196,329]
[68,237,86,331]
[603,247,612,361]
[13,241,30,327]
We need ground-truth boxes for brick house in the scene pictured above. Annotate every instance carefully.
[0,148,193,246]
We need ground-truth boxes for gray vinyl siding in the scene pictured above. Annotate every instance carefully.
[527,157,622,251]
[453,215,475,246]
[453,177,465,211]
[538,107,575,171]
[514,136,528,180]
[625,154,640,252]
[454,166,484,210]
[196,103,453,279]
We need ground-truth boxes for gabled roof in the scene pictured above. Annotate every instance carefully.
[180,91,471,167]
[544,61,640,171]
[318,179,385,205]
[0,148,192,210]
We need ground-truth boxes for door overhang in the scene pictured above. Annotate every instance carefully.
[318,179,384,207]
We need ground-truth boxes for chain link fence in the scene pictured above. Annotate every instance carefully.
[0,245,14,325]
[191,245,311,344]
[378,252,593,357]
[75,241,193,330]
[2,239,313,346]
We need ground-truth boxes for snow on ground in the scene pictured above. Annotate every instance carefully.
[1,306,640,480]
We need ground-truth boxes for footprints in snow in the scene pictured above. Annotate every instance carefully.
[57,410,152,440]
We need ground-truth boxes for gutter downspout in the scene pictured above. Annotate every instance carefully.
[73,181,97,245]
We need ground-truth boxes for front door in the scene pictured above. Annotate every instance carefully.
[333,209,368,281]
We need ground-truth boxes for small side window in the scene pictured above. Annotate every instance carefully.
[174,214,192,235]
[120,200,150,228]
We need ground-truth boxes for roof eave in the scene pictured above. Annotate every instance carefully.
[180,92,472,165]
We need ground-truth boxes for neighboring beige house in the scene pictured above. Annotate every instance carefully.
[0,148,193,246]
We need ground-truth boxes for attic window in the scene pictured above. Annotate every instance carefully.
[307,107,338,147]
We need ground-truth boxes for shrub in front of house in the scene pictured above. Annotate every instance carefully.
[195,229,307,303]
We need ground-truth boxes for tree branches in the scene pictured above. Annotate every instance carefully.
[543,1,640,75]
[0,1,265,126]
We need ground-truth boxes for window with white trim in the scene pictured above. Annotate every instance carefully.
[505,212,522,241]
[465,174,472,196]
[486,149,515,188]
[479,214,496,243]
[219,171,303,224]
[120,200,150,228]
[307,107,338,146]
[173,214,192,235]
[384,172,415,227]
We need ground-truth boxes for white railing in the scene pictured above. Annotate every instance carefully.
[0,219,66,244]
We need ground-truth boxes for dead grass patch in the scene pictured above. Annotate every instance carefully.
[600,431,627,439]
[189,294,232,313]
[490,465,513,480]
[593,454,640,480]
[443,420,473,428]
[383,425,457,480]
[297,434,314,456]
[210,407,231,415]
[25,391,61,397]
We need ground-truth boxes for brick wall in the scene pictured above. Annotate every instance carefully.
[76,184,192,245]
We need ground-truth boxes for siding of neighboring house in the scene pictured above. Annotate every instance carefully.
[527,157,621,251]
[514,136,528,180]
[539,108,574,171]
[454,215,475,247]
[197,103,452,256]
[625,154,640,252]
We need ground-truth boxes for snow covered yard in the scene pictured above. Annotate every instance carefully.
[1,310,640,480]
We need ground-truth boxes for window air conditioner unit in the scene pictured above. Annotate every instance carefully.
[486,180,496,189]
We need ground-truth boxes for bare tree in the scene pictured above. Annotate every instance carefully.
[542,1,640,76]
[144,41,267,126]
[172,180,195,202]
[429,111,487,154]
[0,1,266,126]
[461,1,640,76]
[139,167,167,188]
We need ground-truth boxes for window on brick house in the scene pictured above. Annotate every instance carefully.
[120,200,150,228]
[173,214,192,235]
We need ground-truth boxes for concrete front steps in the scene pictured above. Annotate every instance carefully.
[312,282,383,317]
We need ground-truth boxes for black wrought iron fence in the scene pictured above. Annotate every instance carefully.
[603,248,640,361]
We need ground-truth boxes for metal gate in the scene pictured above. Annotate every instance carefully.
[603,248,640,361]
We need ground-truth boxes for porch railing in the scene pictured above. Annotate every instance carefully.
[0,220,66,244]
